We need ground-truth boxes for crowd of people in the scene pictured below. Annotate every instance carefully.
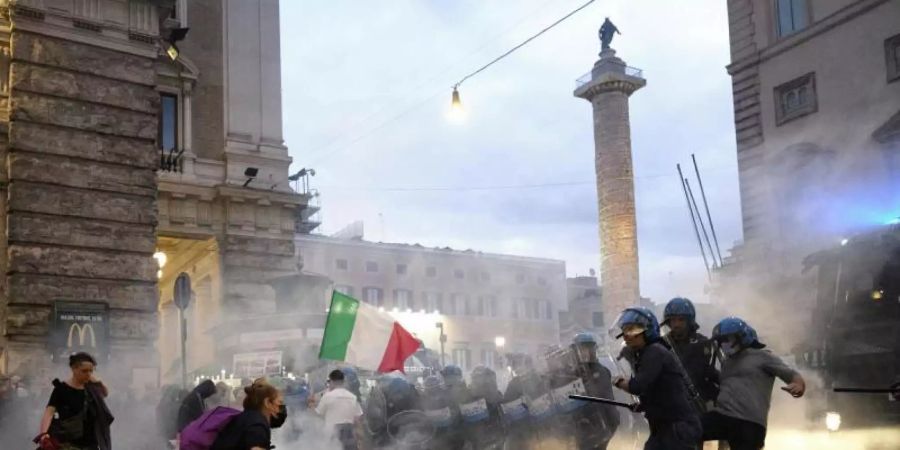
[3,296,898,450]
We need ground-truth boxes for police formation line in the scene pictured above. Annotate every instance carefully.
[345,297,807,450]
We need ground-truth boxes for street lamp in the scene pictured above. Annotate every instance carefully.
[435,322,446,367]
[494,336,506,349]
[447,86,465,121]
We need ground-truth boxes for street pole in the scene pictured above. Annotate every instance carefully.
[436,322,446,368]
[174,273,192,389]
[179,307,187,389]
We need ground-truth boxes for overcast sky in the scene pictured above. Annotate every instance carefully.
[279,0,742,303]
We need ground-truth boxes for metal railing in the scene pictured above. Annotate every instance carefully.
[159,148,184,173]
[575,65,644,89]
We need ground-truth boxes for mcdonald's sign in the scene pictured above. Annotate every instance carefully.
[67,323,97,348]
[52,301,109,361]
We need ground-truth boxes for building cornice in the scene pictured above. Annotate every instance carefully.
[295,234,567,268]
[727,0,889,75]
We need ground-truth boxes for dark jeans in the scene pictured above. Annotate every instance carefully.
[335,423,357,450]
[644,417,701,450]
[701,412,766,450]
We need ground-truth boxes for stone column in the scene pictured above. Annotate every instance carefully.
[574,48,646,326]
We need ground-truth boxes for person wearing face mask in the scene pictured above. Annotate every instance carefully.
[701,317,805,450]
[312,369,363,450]
[661,297,720,409]
[211,379,285,450]
[610,307,701,450]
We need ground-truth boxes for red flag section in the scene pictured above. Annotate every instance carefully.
[377,322,421,373]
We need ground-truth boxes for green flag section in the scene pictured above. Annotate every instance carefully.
[319,291,421,373]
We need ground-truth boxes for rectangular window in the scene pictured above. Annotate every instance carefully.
[453,348,472,372]
[516,273,525,284]
[537,277,547,286]
[447,296,458,315]
[481,349,495,368]
[395,289,412,310]
[541,300,553,320]
[775,0,808,37]
[364,287,383,306]
[334,285,354,297]
[335,259,348,270]
[487,296,498,317]
[454,269,465,280]
[396,264,408,275]
[530,300,539,320]
[774,73,817,126]
[366,261,378,273]
[480,272,490,283]
[886,33,900,83]
[424,292,442,314]
[159,93,178,151]
[426,266,437,278]
[592,312,604,327]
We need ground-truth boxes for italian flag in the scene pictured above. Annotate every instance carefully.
[319,291,421,373]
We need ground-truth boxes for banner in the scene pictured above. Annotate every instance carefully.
[52,301,109,362]
[232,351,283,379]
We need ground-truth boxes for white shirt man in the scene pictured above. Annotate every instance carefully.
[314,370,363,447]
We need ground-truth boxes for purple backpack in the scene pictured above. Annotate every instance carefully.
[179,406,241,450]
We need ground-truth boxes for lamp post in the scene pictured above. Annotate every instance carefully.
[435,322,446,368]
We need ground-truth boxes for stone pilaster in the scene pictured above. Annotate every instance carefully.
[574,48,646,326]
[1,19,160,377]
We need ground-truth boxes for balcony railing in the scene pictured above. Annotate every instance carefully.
[575,65,644,89]
[159,148,184,173]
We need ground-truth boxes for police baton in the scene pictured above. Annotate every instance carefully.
[833,387,898,394]
[569,394,635,409]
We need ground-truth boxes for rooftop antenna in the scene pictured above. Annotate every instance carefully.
[678,164,711,280]
[691,154,724,265]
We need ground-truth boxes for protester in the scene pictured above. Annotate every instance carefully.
[211,379,284,450]
[611,307,701,450]
[177,379,217,433]
[702,317,806,450]
[37,352,114,450]
[312,369,363,450]
[209,382,234,409]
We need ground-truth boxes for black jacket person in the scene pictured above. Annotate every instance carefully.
[611,307,701,450]
[177,379,217,432]
[662,297,720,404]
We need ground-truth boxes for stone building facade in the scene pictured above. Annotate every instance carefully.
[0,0,316,386]
[718,0,900,348]
[295,227,568,374]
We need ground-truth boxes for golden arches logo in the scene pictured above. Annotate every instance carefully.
[67,323,96,348]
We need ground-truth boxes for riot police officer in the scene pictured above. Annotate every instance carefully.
[702,317,805,450]
[571,333,620,449]
[502,353,540,449]
[364,372,422,448]
[439,365,469,449]
[340,366,362,399]
[464,366,505,449]
[661,297,720,408]
[420,375,456,450]
[610,307,701,450]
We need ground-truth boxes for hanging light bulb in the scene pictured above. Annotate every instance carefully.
[448,86,465,121]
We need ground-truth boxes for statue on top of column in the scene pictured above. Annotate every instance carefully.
[599,17,620,50]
